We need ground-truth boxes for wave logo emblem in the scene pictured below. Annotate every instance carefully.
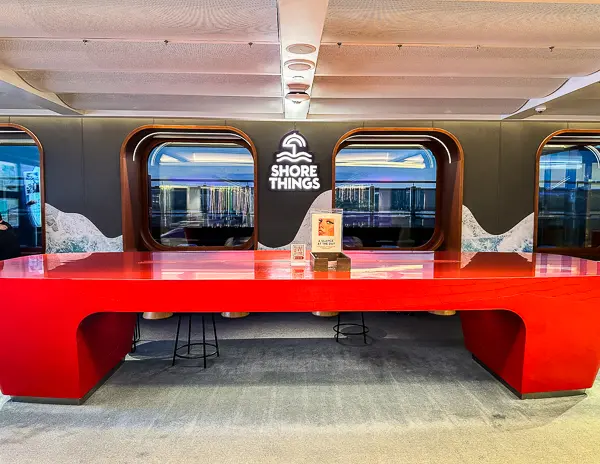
[269,131,320,191]
[276,132,313,164]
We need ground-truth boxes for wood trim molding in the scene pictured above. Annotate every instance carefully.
[0,123,46,253]
[331,127,464,252]
[534,128,600,256]
[120,125,258,251]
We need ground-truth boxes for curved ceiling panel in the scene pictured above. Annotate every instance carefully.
[1,0,278,42]
[312,76,565,99]
[323,0,600,47]
[19,71,282,97]
[309,98,527,115]
[317,45,600,78]
[60,94,284,114]
[0,40,281,74]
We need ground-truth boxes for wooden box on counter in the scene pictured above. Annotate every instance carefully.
[310,252,351,272]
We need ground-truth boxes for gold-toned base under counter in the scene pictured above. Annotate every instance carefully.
[312,312,339,317]
[143,312,174,320]
[429,310,456,316]
[221,312,250,318]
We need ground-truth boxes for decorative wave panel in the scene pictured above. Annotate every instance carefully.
[258,190,332,250]
[45,204,123,253]
[462,206,533,252]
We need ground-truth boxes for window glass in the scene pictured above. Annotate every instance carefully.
[0,134,42,251]
[538,144,600,248]
[147,143,254,247]
[335,145,437,248]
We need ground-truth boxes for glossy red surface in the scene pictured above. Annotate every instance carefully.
[1,250,599,401]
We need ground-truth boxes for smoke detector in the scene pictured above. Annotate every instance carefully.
[286,43,317,54]
[285,92,310,104]
[285,59,315,72]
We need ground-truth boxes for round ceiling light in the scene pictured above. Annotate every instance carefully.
[285,59,315,72]
[287,82,310,93]
[285,92,310,104]
[286,43,317,54]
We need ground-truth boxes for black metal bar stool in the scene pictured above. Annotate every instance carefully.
[172,313,220,368]
[333,312,369,344]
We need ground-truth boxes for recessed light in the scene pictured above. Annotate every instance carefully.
[287,82,310,92]
[285,59,315,72]
[286,43,316,54]
[285,92,310,104]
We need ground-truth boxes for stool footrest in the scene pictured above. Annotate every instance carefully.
[174,342,218,361]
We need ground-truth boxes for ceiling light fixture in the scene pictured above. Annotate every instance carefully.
[285,92,310,104]
[287,82,310,93]
[284,59,315,72]
[286,43,316,54]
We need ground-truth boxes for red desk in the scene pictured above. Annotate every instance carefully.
[1,250,599,403]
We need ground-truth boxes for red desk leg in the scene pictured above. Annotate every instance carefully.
[0,310,135,404]
[461,299,600,398]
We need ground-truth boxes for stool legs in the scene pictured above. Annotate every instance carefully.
[361,312,367,345]
[202,314,207,368]
[212,313,220,357]
[333,312,369,345]
[172,315,183,366]
[172,314,219,367]
[131,313,141,353]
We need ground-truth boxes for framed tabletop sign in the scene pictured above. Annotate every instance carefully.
[311,209,343,253]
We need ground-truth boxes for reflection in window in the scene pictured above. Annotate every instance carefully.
[147,143,254,247]
[538,144,600,249]
[335,145,437,248]
[0,130,42,252]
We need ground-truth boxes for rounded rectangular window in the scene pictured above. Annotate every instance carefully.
[538,143,600,249]
[0,127,43,254]
[335,145,437,248]
[147,142,254,248]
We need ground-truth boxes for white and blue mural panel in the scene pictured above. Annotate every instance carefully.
[461,206,533,253]
[45,204,123,253]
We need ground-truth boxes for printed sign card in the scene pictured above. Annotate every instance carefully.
[290,243,307,266]
[311,210,343,253]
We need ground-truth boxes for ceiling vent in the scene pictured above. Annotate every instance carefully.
[284,59,315,72]
[286,43,317,54]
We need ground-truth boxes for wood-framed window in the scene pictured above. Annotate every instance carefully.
[535,130,600,258]
[121,126,257,251]
[332,128,463,251]
[0,124,45,255]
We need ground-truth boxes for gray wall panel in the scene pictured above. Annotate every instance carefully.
[434,121,501,234]
[3,116,588,246]
[154,118,226,126]
[567,122,600,130]
[10,117,85,214]
[363,120,433,128]
[498,121,567,231]
[82,118,148,237]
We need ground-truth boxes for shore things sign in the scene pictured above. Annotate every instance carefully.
[268,131,321,191]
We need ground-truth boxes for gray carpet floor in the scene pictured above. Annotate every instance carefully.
[1,312,599,464]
